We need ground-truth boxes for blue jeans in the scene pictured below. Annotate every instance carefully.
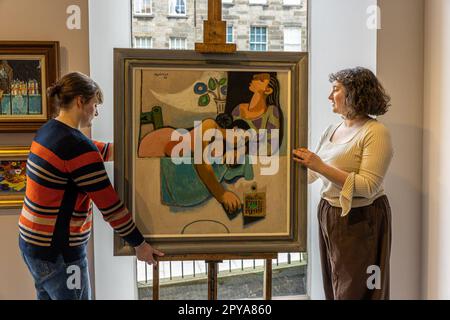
[21,252,91,300]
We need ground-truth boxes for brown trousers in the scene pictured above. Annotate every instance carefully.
[318,195,392,300]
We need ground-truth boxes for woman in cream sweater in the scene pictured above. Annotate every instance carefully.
[293,67,393,300]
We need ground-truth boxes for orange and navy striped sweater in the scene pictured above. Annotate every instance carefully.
[19,119,144,262]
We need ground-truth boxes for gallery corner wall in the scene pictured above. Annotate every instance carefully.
[0,0,89,299]
[377,0,424,299]
[422,0,450,299]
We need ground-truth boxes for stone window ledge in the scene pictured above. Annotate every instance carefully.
[167,15,188,19]
[133,13,154,18]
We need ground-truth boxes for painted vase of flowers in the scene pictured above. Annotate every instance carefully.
[194,77,227,114]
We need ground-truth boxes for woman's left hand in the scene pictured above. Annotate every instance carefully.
[292,148,325,173]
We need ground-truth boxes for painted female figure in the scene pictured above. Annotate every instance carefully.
[229,72,283,155]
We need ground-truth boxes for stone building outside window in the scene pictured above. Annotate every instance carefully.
[132,0,307,52]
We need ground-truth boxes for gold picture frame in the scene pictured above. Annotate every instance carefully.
[0,146,29,209]
[113,50,308,256]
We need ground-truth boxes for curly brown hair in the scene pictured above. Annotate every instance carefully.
[329,67,391,119]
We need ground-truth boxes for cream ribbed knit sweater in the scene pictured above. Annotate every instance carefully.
[309,119,393,216]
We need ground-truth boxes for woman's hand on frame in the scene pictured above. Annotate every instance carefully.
[292,147,325,173]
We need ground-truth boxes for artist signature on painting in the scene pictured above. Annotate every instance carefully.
[154,72,169,79]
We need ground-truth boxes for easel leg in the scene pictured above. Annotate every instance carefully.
[207,262,218,300]
[264,259,272,300]
[153,264,160,300]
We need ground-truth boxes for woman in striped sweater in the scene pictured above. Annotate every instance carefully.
[293,67,393,300]
[19,72,163,300]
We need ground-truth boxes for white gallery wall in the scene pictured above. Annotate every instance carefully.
[423,0,450,299]
[377,0,423,299]
[89,0,137,300]
[309,0,424,300]
[308,0,378,299]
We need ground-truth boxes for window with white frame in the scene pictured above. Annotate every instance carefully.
[169,0,186,15]
[226,25,234,43]
[133,0,152,15]
[134,36,153,48]
[250,26,267,51]
[249,0,267,5]
[283,0,302,6]
[169,37,187,49]
[283,27,302,51]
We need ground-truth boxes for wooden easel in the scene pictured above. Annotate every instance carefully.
[150,0,274,301]
[152,253,277,300]
[195,0,236,53]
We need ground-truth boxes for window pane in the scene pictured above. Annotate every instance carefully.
[284,27,302,51]
[176,0,185,14]
[250,26,267,51]
[134,0,152,15]
[249,0,268,4]
[227,25,233,43]
[283,0,302,5]
[145,0,151,14]
[170,0,186,15]
[134,36,152,48]
[170,37,186,50]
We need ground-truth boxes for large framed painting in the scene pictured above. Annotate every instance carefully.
[114,50,308,255]
[0,41,60,132]
[0,146,29,210]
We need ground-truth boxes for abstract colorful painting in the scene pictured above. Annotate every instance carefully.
[0,160,27,193]
[134,69,288,232]
[0,147,29,209]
